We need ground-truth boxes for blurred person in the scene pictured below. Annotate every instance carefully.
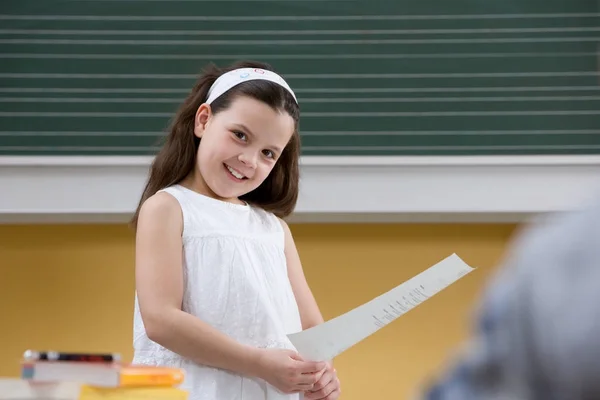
[421,189,600,400]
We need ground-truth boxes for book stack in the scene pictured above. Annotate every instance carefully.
[0,350,188,400]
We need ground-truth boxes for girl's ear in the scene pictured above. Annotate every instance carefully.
[194,103,212,138]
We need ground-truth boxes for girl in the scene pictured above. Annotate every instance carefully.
[130,61,341,400]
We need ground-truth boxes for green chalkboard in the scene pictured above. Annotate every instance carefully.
[0,0,599,156]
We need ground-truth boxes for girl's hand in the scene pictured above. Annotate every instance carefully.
[304,361,341,400]
[255,348,327,394]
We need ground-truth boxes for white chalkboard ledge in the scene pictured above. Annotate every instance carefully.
[1,155,600,224]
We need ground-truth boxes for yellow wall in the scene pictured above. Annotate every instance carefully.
[0,223,517,399]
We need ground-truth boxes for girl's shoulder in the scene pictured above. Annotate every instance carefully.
[137,190,183,228]
[134,190,184,244]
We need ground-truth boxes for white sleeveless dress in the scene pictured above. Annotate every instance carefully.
[132,184,304,400]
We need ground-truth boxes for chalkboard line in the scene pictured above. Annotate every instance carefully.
[2,111,599,117]
[3,27,599,35]
[1,130,597,136]
[2,52,596,60]
[2,96,599,103]
[2,38,598,45]
[34,0,374,2]
[2,86,597,94]
[28,0,467,3]
[2,145,599,152]
[1,13,598,21]
[2,72,596,79]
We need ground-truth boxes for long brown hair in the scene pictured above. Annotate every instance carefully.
[130,61,301,228]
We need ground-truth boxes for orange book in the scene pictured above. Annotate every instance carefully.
[0,378,188,399]
[22,362,185,388]
[119,365,185,387]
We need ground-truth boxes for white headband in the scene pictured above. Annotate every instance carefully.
[205,67,298,105]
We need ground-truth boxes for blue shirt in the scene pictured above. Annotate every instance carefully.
[422,194,600,400]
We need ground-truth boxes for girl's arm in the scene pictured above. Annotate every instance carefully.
[280,219,341,399]
[279,219,325,330]
[135,192,324,391]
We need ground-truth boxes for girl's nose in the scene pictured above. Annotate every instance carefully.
[238,151,258,170]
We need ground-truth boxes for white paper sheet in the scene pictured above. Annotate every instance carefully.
[287,253,475,361]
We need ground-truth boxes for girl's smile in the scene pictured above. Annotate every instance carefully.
[224,163,247,181]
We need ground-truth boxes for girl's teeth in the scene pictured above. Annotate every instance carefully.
[227,165,245,179]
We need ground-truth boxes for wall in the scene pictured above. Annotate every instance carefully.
[0,222,517,399]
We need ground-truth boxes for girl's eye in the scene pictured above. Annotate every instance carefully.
[262,149,275,159]
[233,131,247,141]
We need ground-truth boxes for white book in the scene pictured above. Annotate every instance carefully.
[21,363,120,388]
[0,378,82,400]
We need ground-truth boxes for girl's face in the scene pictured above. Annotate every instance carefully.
[192,95,295,204]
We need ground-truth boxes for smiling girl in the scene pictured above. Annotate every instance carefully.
[130,61,341,400]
